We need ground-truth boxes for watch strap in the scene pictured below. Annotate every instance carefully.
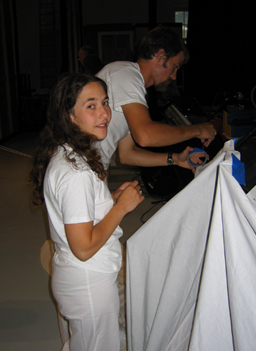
[167,152,174,165]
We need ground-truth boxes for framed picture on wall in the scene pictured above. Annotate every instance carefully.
[98,30,134,63]
[84,24,135,64]
[84,23,182,65]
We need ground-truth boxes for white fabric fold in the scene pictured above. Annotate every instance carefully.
[126,140,256,351]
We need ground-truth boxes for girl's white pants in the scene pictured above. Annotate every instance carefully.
[52,252,120,351]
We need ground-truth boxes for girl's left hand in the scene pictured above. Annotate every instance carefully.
[112,182,132,203]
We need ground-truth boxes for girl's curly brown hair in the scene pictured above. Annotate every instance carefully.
[29,73,108,206]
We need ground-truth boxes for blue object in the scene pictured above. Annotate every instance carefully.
[232,154,246,185]
[187,147,208,167]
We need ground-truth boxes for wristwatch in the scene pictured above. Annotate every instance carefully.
[167,152,174,165]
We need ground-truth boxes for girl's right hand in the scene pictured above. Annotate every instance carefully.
[115,180,144,214]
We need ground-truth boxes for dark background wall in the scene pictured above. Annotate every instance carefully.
[0,0,188,139]
[1,0,256,140]
[185,0,256,105]
[15,0,188,91]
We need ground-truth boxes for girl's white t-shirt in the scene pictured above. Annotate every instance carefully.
[44,145,123,273]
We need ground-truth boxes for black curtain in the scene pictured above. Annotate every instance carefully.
[184,0,256,105]
[0,0,19,140]
[60,0,83,74]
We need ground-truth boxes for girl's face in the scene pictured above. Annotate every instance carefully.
[70,82,111,140]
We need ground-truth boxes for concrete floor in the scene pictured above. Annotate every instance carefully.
[0,131,165,351]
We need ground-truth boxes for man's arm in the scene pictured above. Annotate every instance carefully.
[122,103,216,148]
[118,133,204,171]
[118,133,167,167]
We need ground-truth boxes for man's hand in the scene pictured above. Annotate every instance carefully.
[173,146,209,174]
[197,123,217,147]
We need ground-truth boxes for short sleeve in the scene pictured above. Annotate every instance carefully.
[57,170,95,225]
[110,66,148,112]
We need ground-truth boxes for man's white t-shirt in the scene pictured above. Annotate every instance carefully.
[96,61,148,169]
[44,144,123,273]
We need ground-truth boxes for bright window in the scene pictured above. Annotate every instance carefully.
[175,11,188,42]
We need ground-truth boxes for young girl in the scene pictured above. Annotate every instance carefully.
[30,74,144,350]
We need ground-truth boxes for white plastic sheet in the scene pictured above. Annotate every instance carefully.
[126,140,256,351]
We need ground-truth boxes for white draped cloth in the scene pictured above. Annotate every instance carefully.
[126,140,256,351]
